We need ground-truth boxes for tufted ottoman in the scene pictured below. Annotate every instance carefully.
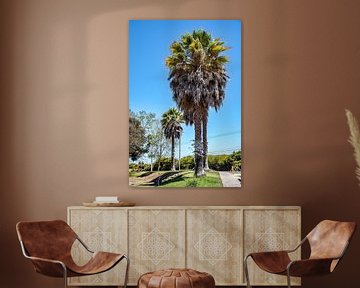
[138,268,215,288]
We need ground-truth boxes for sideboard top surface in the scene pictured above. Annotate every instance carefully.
[68,205,301,210]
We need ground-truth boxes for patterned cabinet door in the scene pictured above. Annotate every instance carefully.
[128,209,186,284]
[244,209,301,286]
[68,208,128,286]
[187,209,243,285]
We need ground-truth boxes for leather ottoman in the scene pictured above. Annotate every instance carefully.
[138,268,215,288]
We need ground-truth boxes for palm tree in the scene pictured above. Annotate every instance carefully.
[161,108,184,171]
[166,29,229,176]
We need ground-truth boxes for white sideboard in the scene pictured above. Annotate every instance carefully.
[67,206,301,286]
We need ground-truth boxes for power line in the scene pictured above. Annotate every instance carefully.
[208,147,241,154]
[180,147,241,157]
[183,130,241,145]
[208,130,241,139]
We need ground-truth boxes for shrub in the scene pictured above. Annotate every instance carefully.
[129,162,151,172]
[180,156,195,170]
[153,157,172,171]
[207,151,241,171]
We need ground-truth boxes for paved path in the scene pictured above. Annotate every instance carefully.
[219,171,241,187]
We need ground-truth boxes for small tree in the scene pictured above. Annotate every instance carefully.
[129,115,148,161]
[134,110,157,170]
[151,120,171,171]
[130,110,171,171]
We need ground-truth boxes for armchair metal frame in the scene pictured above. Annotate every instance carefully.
[17,220,129,288]
[243,220,356,288]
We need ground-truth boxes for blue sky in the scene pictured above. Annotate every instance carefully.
[129,20,241,159]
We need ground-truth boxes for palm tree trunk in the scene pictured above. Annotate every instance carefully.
[171,135,175,171]
[203,111,209,170]
[194,112,205,177]
[178,135,181,171]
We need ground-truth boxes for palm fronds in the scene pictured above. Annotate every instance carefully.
[345,109,360,185]
[161,108,184,139]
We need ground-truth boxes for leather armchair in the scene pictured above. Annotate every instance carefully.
[244,220,356,288]
[16,220,129,288]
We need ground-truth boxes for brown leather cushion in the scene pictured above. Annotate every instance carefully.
[138,269,215,288]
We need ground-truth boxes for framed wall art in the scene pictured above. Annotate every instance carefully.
[129,20,241,188]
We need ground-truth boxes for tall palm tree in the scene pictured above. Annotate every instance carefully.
[161,108,184,171]
[166,29,229,176]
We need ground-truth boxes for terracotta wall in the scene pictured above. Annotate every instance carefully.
[1,0,360,287]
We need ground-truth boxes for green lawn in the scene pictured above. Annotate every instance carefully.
[160,170,223,188]
[129,169,223,187]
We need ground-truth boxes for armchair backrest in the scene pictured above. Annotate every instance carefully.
[307,220,356,261]
[16,220,77,261]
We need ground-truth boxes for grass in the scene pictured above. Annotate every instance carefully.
[160,171,223,188]
[129,169,223,187]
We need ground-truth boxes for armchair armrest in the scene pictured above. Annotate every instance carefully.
[76,236,94,254]
[246,236,306,259]
[287,258,336,277]
[287,239,351,277]
[285,237,307,253]
[25,255,67,278]
[19,240,67,277]
[247,251,292,274]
